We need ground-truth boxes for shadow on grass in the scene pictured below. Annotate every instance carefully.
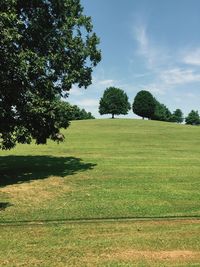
[0,202,13,211]
[0,156,96,187]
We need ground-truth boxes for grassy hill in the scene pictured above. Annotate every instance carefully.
[1,119,200,266]
[1,119,200,221]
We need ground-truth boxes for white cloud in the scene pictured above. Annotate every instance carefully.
[133,23,169,69]
[183,48,200,66]
[185,92,196,98]
[160,68,200,86]
[140,68,200,96]
[132,22,200,95]
[173,92,198,106]
[69,85,84,96]
[75,98,99,108]
[134,24,148,54]
[132,72,152,78]
[145,84,166,95]
[92,75,119,89]
[98,79,116,87]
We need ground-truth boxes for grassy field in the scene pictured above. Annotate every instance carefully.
[1,119,200,266]
[1,220,200,266]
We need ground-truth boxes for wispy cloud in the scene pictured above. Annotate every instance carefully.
[69,85,84,96]
[92,76,119,89]
[160,68,200,86]
[134,24,148,54]
[143,83,166,95]
[98,79,116,87]
[133,23,169,70]
[183,48,200,66]
[132,22,200,94]
[132,72,153,78]
[75,98,99,108]
[134,23,154,67]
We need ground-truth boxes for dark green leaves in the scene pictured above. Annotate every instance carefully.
[0,0,101,149]
[132,90,156,119]
[185,110,200,125]
[99,87,131,118]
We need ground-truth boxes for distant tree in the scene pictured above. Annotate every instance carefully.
[0,0,101,149]
[79,109,95,120]
[132,90,156,119]
[62,103,95,120]
[152,100,172,122]
[99,87,131,119]
[171,109,184,123]
[165,108,173,122]
[70,105,82,120]
[185,110,200,125]
[86,112,95,119]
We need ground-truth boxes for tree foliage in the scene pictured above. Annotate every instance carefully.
[132,90,156,119]
[99,87,131,118]
[64,103,95,120]
[0,0,101,149]
[185,110,200,125]
[151,99,172,122]
[171,109,184,123]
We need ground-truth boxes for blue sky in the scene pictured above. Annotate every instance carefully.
[68,0,200,118]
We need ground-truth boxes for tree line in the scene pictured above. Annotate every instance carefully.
[99,87,200,125]
[63,102,95,121]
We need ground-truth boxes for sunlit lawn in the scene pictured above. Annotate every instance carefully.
[1,119,200,266]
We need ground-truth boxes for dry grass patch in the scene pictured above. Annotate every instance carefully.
[1,176,72,205]
[104,249,200,261]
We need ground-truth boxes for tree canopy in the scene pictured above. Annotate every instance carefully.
[0,0,101,149]
[132,90,156,119]
[185,110,200,125]
[151,99,172,122]
[171,109,184,123]
[65,103,95,120]
[99,87,131,118]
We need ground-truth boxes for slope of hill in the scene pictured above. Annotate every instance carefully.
[1,119,200,221]
[1,119,200,266]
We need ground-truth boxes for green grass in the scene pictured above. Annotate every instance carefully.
[1,119,200,266]
[1,220,200,266]
[1,119,200,221]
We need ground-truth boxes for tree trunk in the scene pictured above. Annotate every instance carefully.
[112,114,114,119]
[142,117,144,120]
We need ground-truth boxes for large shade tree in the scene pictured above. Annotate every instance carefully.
[0,0,101,149]
[132,90,156,119]
[99,87,131,119]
